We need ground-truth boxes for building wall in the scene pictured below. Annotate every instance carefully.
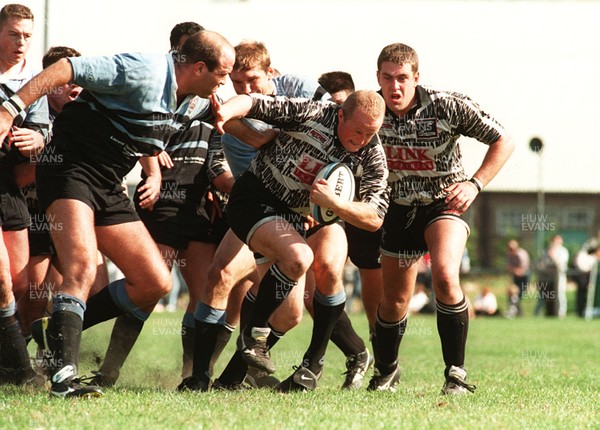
[469,192,600,270]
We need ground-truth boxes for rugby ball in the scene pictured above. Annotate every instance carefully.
[310,162,355,224]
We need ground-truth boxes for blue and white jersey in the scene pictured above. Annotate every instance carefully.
[221,74,330,178]
[65,53,181,159]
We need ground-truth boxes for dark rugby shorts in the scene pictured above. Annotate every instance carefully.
[141,214,228,250]
[226,172,307,247]
[345,222,382,269]
[0,175,30,231]
[381,199,469,259]
[36,154,138,227]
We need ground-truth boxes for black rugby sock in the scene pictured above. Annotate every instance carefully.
[266,323,284,350]
[208,323,234,377]
[217,350,248,386]
[373,312,406,375]
[239,291,256,330]
[0,315,32,373]
[181,323,195,378]
[329,310,366,357]
[302,299,345,375]
[191,320,220,380]
[48,310,83,377]
[99,313,145,377]
[245,264,297,335]
[83,287,123,330]
[436,297,469,371]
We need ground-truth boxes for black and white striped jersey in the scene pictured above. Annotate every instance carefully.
[246,95,389,219]
[379,86,505,206]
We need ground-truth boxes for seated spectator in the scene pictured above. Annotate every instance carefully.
[473,287,500,316]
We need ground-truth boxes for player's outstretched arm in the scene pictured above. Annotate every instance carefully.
[211,94,253,135]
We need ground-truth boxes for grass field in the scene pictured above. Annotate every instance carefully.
[1,288,599,430]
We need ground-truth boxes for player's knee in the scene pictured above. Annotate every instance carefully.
[207,262,236,294]
[432,268,460,294]
[9,273,28,301]
[65,260,98,289]
[278,246,313,280]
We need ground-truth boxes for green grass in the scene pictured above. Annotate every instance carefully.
[1,306,599,429]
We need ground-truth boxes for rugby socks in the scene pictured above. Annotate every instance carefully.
[374,311,407,375]
[240,290,256,329]
[83,279,148,330]
[209,322,235,377]
[192,302,225,381]
[302,289,346,375]
[0,302,33,379]
[436,296,469,373]
[181,311,195,378]
[97,313,146,380]
[266,323,284,349]
[329,310,366,357]
[48,293,86,377]
[217,291,257,385]
[245,264,297,335]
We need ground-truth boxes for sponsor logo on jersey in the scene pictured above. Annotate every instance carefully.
[384,146,434,171]
[293,154,325,184]
[415,119,437,138]
[309,129,327,144]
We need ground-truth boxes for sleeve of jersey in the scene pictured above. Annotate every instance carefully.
[357,142,390,220]
[206,128,231,183]
[69,55,128,94]
[247,94,325,128]
[450,93,505,145]
[69,54,160,96]
[23,96,50,142]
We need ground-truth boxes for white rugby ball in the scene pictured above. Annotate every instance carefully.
[310,162,355,225]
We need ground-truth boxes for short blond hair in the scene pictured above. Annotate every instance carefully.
[342,90,385,121]
[233,40,270,72]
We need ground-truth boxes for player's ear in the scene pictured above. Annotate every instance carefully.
[414,70,420,85]
[196,61,206,74]
[338,108,345,123]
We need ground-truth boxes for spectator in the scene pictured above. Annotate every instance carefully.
[473,287,499,316]
[506,239,530,316]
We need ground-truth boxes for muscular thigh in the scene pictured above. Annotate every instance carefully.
[96,220,168,286]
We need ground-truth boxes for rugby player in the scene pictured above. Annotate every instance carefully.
[0,3,47,387]
[369,43,514,393]
[0,30,235,397]
[181,89,389,392]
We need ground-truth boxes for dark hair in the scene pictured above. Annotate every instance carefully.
[318,71,355,95]
[178,30,231,72]
[377,43,419,73]
[42,46,81,69]
[170,21,204,50]
[0,4,33,29]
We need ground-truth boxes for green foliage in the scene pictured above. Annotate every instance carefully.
[1,305,598,429]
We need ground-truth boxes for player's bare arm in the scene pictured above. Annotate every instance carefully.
[211,93,253,135]
[444,134,514,214]
[223,118,279,149]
